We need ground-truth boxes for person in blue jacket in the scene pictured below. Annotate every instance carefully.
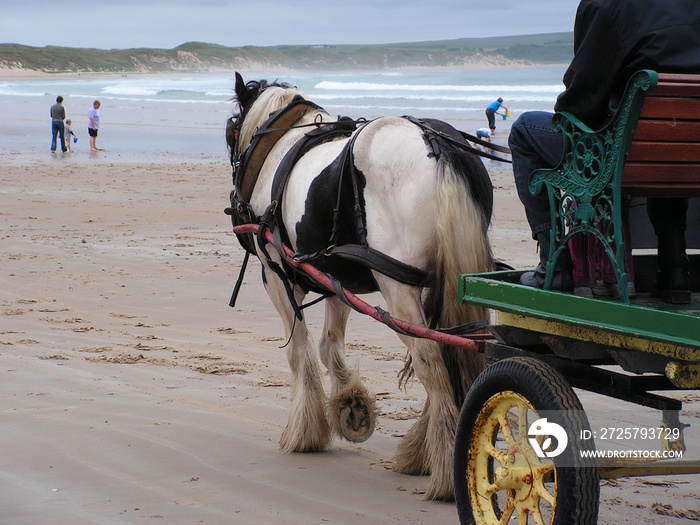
[485,98,508,132]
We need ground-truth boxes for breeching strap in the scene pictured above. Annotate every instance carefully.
[232,223,484,352]
[402,115,511,163]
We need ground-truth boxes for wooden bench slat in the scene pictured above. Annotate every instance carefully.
[639,97,700,119]
[657,73,700,83]
[613,73,700,196]
[628,142,700,162]
[649,83,700,97]
[620,184,700,197]
[623,163,700,181]
[634,120,700,141]
[621,184,700,197]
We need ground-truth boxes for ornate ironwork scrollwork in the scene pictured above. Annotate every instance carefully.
[527,70,659,303]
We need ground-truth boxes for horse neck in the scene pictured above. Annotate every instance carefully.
[246,106,329,212]
[240,87,324,150]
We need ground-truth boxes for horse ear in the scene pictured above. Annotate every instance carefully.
[234,72,246,103]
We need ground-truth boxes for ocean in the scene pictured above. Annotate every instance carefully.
[0,66,566,162]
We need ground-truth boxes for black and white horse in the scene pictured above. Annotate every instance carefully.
[226,72,493,500]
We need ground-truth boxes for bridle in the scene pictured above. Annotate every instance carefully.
[226,102,245,176]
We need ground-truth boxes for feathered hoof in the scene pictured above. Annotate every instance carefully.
[392,414,429,476]
[339,399,375,443]
[393,425,455,501]
[280,395,332,453]
[424,475,455,501]
[330,389,378,443]
[280,421,331,453]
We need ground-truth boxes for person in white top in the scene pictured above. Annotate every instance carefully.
[88,100,101,152]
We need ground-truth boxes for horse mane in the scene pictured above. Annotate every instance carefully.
[236,80,303,152]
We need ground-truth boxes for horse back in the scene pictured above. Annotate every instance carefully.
[272,115,492,293]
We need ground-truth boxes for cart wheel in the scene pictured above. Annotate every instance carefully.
[454,356,599,525]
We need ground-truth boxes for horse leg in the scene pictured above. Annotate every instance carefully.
[319,297,377,443]
[375,275,459,501]
[260,263,332,452]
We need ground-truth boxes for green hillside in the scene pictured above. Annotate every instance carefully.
[0,33,573,74]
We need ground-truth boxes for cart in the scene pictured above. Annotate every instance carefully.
[453,266,700,524]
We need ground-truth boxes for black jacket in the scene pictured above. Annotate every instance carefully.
[555,0,700,129]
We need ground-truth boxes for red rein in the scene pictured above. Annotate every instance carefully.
[233,223,485,352]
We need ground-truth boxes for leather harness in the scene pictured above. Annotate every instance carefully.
[235,95,323,203]
[225,96,506,319]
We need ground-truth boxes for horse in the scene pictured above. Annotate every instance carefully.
[225,72,493,500]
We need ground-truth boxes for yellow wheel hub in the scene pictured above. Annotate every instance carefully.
[467,391,557,524]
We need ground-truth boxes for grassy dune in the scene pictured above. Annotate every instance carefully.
[0,33,573,74]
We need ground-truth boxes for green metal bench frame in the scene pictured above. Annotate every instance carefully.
[529,70,659,304]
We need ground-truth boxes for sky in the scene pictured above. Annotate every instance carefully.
[2,0,580,50]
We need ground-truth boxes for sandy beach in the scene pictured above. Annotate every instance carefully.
[1,83,699,522]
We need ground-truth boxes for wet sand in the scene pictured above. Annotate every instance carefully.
[1,149,698,524]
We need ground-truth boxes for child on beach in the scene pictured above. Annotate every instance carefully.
[88,100,101,153]
[64,119,77,152]
[475,127,493,152]
[476,127,492,143]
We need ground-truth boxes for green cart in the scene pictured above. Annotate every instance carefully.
[453,270,700,524]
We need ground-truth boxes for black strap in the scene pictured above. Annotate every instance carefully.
[228,250,250,307]
[403,116,511,163]
[270,119,357,217]
[331,122,367,248]
[375,306,415,337]
[235,96,323,202]
[436,319,489,336]
[329,244,430,288]
[458,130,512,155]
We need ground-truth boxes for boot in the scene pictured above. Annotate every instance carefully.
[653,229,691,304]
[520,231,574,291]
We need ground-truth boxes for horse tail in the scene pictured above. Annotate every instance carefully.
[424,147,493,408]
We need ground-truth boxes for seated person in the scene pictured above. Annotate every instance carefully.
[509,0,700,303]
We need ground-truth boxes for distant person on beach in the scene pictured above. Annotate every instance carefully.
[476,127,492,143]
[475,127,492,152]
[50,96,67,153]
[64,119,76,153]
[88,100,101,152]
[485,98,508,132]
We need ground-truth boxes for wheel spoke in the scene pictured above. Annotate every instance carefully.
[486,442,508,466]
[483,481,500,497]
[534,477,557,507]
[518,406,528,442]
[498,414,514,444]
[535,459,555,475]
[499,493,516,525]
[532,507,546,525]
[518,506,529,525]
[539,486,556,508]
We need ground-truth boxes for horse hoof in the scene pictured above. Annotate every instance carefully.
[339,401,375,443]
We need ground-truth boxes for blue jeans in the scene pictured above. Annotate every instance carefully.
[485,108,496,130]
[51,120,66,152]
[508,111,563,238]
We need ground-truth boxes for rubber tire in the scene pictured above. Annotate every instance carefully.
[454,356,599,525]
